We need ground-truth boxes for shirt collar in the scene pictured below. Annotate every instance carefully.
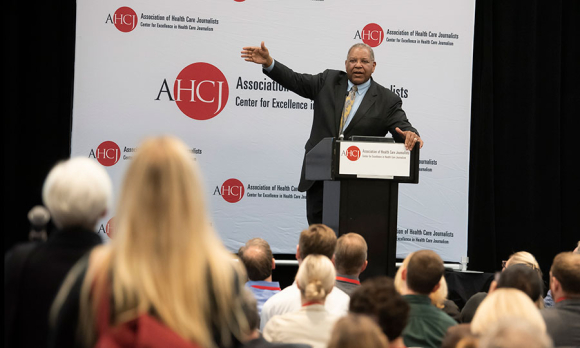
[347,78,371,95]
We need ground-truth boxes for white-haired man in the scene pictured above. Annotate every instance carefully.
[5,157,112,348]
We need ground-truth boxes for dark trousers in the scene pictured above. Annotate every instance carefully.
[306,181,324,225]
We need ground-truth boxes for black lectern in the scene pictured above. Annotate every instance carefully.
[305,137,419,278]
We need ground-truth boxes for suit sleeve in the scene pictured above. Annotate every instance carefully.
[264,61,326,101]
[384,96,419,140]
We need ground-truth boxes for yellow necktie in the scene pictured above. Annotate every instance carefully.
[340,86,357,134]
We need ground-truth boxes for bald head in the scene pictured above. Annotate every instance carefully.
[335,233,368,275]
[238,238,274,281]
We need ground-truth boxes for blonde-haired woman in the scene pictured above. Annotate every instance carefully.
[50,136,248,348]
[395,252,460,321]
[470,288,546,336]
[328,314,388,348]
[263,254,339,348]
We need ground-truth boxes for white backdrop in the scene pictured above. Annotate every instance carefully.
[72,0,475,262]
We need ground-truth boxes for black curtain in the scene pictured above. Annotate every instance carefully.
[468,0,579,278]
[4,1,579,280]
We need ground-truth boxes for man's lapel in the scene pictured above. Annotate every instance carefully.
[333,76,349,136]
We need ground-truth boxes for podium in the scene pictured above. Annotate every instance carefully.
[305,137,419,278]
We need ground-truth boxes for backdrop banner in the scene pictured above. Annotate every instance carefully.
[72,0,475,262]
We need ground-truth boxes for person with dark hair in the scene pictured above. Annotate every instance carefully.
[334,233,368,296]
[260,224,349,330]
[239,238,281,316]
[496,264,543,303]
[541,251,580,347]
[399,250,456,348]
[349,276,409,348]
[461,263,545,323]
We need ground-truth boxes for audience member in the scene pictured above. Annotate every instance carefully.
[543,241,579,308]
[478,318,553,348]
[395,251,460,322]
[470,288,546,336]
[5,157,112,348]
[399,250,457,348]
[27,205,50,242]
[540,251,580,347]
[260,224,349,330]
[327,314,388,348]
[263,255,339,348]
[49,136,248,348]
[334,233,368,295]
[239,238,281,315]
[349,276,409,348]
[460,250,544,323]
[441,324,477,348]
[240,289,310,348]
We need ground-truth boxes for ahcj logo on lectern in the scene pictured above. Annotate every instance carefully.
[214,178,245,203]
[89,141,121,167]
[156,62,229,121]
[343,146,361,161]
[106,7,138,33]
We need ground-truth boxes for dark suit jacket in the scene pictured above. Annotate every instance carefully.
[5,227,102,348]
[264,61,419,192]
[541,299,580,347]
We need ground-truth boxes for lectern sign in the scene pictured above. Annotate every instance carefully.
[339,142,411,178]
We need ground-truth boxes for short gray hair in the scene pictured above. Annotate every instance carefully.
[42,157,112,229]
[347,43,375,62]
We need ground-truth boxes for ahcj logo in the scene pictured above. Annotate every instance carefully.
[354,23,384,48]
[156,62,229,120]
[214,178,244,203]
[344,146,361,161]
[106,7,138,33]
[89,141,121,167]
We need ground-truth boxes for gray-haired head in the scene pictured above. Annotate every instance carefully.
[347,43,375,62]
[42,157,112,230]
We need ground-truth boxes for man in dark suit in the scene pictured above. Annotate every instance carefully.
[241,42,423,224]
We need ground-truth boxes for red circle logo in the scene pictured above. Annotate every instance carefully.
[346,146,361,161]
[95,141,121,167]
[221,178,244,203]
[113,7,138,33]
[105,217,115,238]
[361,23,384,47]
[174,63,229,120]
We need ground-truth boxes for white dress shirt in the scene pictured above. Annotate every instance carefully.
[263,303,340,348]
[260,282,349,331]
